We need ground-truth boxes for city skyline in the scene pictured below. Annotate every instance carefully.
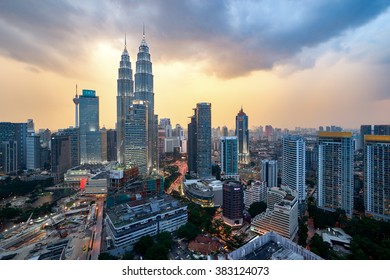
[1,1,390,131]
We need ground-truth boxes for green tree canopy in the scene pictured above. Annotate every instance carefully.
[248,201,267,218]
[134,235,154,256]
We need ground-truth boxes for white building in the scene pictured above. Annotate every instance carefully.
[244,181,267,209]
[105,195,187,251]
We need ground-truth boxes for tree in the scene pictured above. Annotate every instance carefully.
[177,223,200,241]
[98,252,119,260]
[310,234,330,259]
[155,231,173,251]
[248,201,267,218]
[122,251,134,260]
[134,235,154,256]
[298,220,308,247]
[144,244,169,260]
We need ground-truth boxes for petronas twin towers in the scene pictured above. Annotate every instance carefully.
[116,31,158,176]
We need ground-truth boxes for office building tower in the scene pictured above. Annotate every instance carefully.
[106,129,117,162]
[222,126,228,137]
[223,180,244,226]
[360,125,372,149]
[51,134,71,182]
[235,107,249,164]
[364,135,390,222]
[220,136,239,180]
[56,127,79,168]
[125,100,148,176]
[0,122,28,171]
[317,132,353,217]
[160,118,171,129]
[101,127,107,162]
[79,89,101,163]
[117,37,134,164]
[187,113,197,175]
[1,141,18,174]
[26,134,41,170]
[27,119,35,134]
[196,103,212,178]
[282,135,306,204]
[134,29,158,173]
[261,159,278,188]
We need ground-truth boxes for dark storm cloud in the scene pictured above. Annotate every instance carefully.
[0,0,389,77]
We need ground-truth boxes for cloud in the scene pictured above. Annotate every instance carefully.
[0,0,389,78]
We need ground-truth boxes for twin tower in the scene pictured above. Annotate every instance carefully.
[117,32,157,176]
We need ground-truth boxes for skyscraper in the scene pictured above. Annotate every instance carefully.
[360,125,371,149]
[220,136,238,180]
[79,89,101,163]
[134,29,158,174]
[106,129,117,162]
[223,180,244,226]
[116,37,134,164]
[364,135,390,222]
[317,132,353,217]
[51,134,71,183]
[235,107,249,164]
[373,125,390,135]
[282,135,306,204]
[26,133,41,170]
[196,103,212,178]
[0,121,28,171]
[73,85,80,128]
[56,127,79,168]
[187,112,197,175]
[125,100,148,176]
[260,159,278,188]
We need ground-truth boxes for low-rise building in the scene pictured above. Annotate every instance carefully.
[105,195,187,252]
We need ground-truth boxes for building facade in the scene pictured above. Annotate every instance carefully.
[364,135,390,221]
[235,107,249,164]
[317,132,353,217]
[116,39,134,164]
[196,103,212,178]
[281,135,306,204]
[79,89,101,163]
[261,159,278,188]
[124,100,148,176]
[222,180,244,226]
[220,136,239,180]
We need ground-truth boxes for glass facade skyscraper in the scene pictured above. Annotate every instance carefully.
[117,40,134,164]
[196,103,212,178]
[317,132,353,217]
[125,100,148,176]
[220,136,238,179]
[134,32,157,174]
[79,89,101,163]
[235,107,249,164]
[364,135,390,222]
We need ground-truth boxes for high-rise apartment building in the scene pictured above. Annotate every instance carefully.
[223,180,244,226]
[116,38,134,164]
[134,31,158,174]
[261,159,278,188]
[79,89,101,163]
[1,141,17,174]
[125,100,148,176]
[373,125,390,136]
[220,136,238,180]
[360,125,372,149]
[235,107,249,164]
[282,135,306,204]
[317,132,353,217]
[364,135,390,222]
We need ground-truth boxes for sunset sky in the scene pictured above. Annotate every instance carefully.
[1,0,390,132]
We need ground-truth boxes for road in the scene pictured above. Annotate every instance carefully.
[89,198,104,260]
[167,160,187,194]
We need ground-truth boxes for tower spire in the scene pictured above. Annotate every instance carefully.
[125,33,127,49]
[143,23,145,39]
[76,84,78,98]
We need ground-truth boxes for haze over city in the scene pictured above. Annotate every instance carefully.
[1,0,390,131]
